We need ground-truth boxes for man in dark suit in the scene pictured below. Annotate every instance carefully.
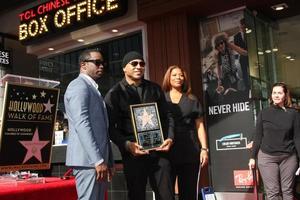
[234,18,250,91]
[105,51,174,200]
[64,49,114,200]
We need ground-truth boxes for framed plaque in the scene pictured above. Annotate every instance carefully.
[130,102,164,150]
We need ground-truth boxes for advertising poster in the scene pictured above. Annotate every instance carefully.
[200,10,255,192]
[0,83,59,172]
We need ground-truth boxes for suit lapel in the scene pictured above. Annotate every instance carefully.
[79,75,109,129]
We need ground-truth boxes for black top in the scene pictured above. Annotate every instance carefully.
[251,105,300,158]
[104,78,174,156]
[165,92,203,164]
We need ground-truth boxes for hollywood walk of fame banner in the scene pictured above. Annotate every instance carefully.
[0,82,59,172]
[130,102,164,150]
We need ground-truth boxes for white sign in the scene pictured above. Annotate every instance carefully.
[0,50,10,65]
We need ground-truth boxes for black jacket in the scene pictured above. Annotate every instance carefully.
[104,78,174,155]
[251,105,300,158]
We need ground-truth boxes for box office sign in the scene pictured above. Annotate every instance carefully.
[19,0,128,44]
[0,83,59,172]
[0,49,11,66]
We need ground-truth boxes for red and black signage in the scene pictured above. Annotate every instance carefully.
[19,0,128,44]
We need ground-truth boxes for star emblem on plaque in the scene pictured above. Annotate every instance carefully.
[130,103,164,150]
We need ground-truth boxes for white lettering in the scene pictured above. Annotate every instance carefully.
[209,104,231,115]
[232,102,250,112]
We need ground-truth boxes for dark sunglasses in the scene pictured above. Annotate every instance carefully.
[217,41,224,46]
[129,61,146,67]
[84,59,104,66]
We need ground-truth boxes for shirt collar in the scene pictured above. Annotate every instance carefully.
[122,78,145,88]
[80,73,98,89]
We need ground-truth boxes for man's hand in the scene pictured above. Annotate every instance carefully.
[107,167,115,182]
[95,163,108,181]
[216,85,224,94]
[248,158,256,170]
[156,138,173,152]
[126,141,149,156]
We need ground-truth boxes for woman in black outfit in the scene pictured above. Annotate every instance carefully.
[162,65,209,200]
[249,82,300,200]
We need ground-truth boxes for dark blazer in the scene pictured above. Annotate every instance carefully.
[104,78,174,155]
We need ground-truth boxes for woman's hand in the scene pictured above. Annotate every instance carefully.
[248,158,256,170]
[200,150,209,167]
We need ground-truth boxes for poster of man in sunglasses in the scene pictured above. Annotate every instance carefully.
[200,11,249,104]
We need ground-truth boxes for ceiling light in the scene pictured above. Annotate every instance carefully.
[275,6,284,11]
[258,51,264,55]
[288,54,296,61]
[286,55,291,59]
[245,28,252,34]
[271,3,288,11]
[111,29,119,33]
[77,39,84,42]
[48,47,54,51]
[272,48,278,52]
[265,50,271,53]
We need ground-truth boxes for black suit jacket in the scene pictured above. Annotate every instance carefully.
[104,78,174,156]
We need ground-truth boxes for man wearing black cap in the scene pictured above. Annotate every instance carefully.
[104,51,174,200]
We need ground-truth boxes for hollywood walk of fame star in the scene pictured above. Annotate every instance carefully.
[40,91,46,98]
[139,108,154,128]
[19,128,49,163]
[43,99,54,113]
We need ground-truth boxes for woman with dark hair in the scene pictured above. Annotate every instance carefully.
[249,82,300,200]
[162,65,209,200]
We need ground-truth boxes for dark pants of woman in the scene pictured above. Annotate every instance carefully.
[171,162,200,200]
[258,150,298,200]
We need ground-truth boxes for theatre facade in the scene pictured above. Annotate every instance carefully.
[1,0,300,199]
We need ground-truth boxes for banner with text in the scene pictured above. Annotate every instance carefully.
[200,10,255,192]
[0,83,59,172]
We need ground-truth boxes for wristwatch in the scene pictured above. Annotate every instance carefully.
[201,148,209,152]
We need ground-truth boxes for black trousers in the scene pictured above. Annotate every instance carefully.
[171,162,200,200]
[122,152,174,200]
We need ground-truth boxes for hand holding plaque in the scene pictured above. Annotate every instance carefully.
[155,138,173,152]
[130,103,164,150]
[125,141,149,156]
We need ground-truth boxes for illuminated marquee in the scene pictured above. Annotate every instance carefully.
[19,0,127,44]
